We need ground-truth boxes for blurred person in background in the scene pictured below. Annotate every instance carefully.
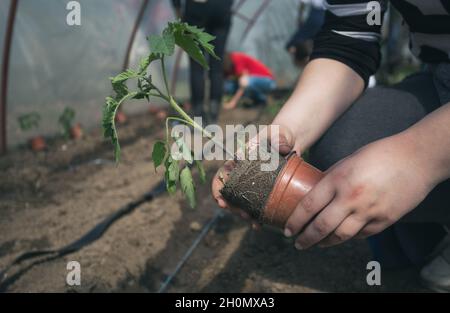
[222,51,276,110]
[286,0,325,67]
[172,0,233,123]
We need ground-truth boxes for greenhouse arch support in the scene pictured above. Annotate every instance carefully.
[1,0,19,154]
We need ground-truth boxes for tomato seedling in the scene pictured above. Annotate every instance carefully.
[103,21,232,208]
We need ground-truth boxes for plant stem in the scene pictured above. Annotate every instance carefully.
[158,56,234,160]
[165,116,194,146]
[161,57,170,95]
[168,96,235,159]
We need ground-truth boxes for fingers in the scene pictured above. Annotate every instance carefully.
[319,215,368,247]
[211,160,236,209]
[354,221,387,240]
[246,125,295,157]
[284,175,336,237]
[294,201,351,250]
[269,125,295,156]
[211,160,264,230]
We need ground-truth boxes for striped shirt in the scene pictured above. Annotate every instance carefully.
[311,0,450,85]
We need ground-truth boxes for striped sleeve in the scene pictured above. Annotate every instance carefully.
[310,0,387,86]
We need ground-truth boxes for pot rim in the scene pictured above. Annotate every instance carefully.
[262,153,302,224]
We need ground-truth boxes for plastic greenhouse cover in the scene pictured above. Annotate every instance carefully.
[227,0,300,86]
[6,0,149,146]
[5,0,300,147]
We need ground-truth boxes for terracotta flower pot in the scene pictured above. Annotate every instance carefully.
[261,154,324,228]
[70,124,83,140]
[30,136,46,152]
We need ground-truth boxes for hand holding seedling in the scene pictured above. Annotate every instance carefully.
[103,21,228,208]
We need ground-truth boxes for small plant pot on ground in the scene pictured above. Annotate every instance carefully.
[30,136,46,152]
[221,154,324,228]
[70,124,83,140]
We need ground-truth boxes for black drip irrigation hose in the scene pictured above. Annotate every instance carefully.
[0,180,167,291]
[158,209,224,293]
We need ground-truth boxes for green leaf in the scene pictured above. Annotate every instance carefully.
[149,31,175,56]
[18,112,40,131]
[174,135,193,164]
[151,141,167,170]
[132,92,147,100]
[180,167,196,208]
[164,155,180,194]
[111,69,139,84]
[195,160,206,184]
[168,22,219,68]
[168,158,180,183]
[138,53,159,74]
[58,107,76,138]
[174,32,208,69]
[102,96,121,162]
[185,24,218,59]
[110,69,140,99]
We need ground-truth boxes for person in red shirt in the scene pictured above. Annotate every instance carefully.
[223,52,276,109]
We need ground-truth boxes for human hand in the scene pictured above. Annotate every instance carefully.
[223,100,238,110]
[238,75,249,88]
[284,133,438,249]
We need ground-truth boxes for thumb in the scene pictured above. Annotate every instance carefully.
[268,125,295,156]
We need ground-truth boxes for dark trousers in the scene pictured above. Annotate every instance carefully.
[184,0,232,121]
[309,72,450,267]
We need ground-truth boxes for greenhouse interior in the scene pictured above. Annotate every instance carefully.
[1,0,449,296]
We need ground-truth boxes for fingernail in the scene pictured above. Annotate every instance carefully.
[295,242,303,250]
[284,228,292,238]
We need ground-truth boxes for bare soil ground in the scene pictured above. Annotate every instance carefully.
[0,106,427,292]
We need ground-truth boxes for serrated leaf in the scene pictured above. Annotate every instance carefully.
[111,69,139,84]
[102,92,136,162]
[18,112,40,131]
[102,96,121,162]
[180,167,196,208]
[149,32,175,56]
[168,158,180,183]
[195,160,206,184]
[151,141,167,170]
[168,22,219,67]
[174,32,208,69]
[185,24,218,59]
[164,155,180,194]
[174,135,193,164]
[132,92,147,100]
[138,53,159,74]
[110,69,140,99]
